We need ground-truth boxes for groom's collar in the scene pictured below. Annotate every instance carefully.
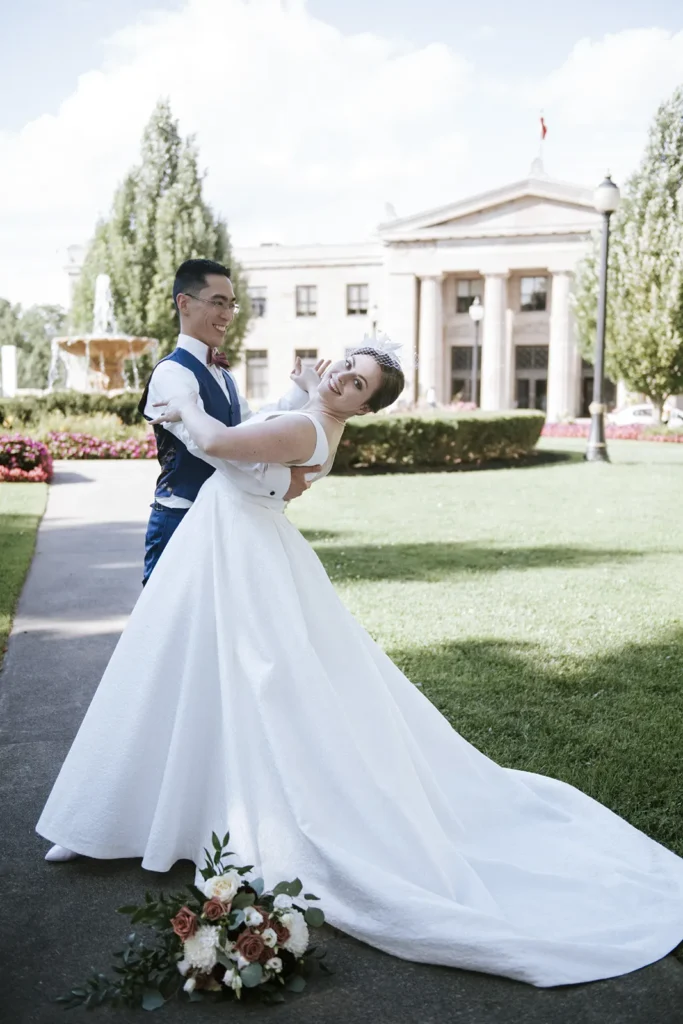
[177,333,211,365]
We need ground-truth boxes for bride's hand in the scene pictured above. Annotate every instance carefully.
[290,356,332,394]
[150,395,195,425]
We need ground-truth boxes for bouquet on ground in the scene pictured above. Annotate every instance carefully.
[59,832,330,1011]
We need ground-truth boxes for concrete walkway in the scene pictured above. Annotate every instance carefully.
[1,461,682,1023]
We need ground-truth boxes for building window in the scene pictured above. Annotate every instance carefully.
[296,285,317,317]
[347,284,369,315]
[246,350,268,400]
[520,276,547,312]
[451,346,480,403]
[295,348,318,370]
[247,286,267,317]
[456,278,483,314]
[515,345,548,411]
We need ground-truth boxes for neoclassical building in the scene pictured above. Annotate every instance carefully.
[233,166,615,420]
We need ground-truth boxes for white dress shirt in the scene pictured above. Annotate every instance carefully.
[144,334,307,508]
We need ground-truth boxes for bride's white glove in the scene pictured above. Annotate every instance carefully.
[150,393,197,425]
[290,356,331,395]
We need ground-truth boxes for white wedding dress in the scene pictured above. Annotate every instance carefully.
[37,412,683,988]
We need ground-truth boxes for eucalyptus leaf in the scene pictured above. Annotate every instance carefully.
[231,891,255,910]
[142,988,166,1012]
[240,963,264,988]
[305,907,325,928]
[286,975,307,993]
[303,893,320,901]
[250,876,264,896]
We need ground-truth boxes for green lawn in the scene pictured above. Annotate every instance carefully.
[0,483,48,667]
[289,439,683,857]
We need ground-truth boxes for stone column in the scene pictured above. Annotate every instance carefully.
[546,272,580,422]
[480,274,508,411]
[418,276,442,403]
[383,273,418,405]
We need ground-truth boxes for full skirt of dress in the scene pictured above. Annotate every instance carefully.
[36,473,683,988]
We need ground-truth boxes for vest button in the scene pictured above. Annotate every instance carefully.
[270,490,275,496]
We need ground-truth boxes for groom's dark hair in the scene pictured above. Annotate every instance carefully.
[173,259,231,311]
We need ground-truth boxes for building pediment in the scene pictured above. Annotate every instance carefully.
[379,174,599,243]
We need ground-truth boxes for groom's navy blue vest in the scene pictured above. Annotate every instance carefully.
[139,348,241,503]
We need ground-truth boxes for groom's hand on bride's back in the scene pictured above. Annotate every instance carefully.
[285,465,321,500]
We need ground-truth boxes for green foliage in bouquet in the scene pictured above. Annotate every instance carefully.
[57,833,330,1011]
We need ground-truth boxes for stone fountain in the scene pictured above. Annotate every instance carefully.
[49,274,159,392]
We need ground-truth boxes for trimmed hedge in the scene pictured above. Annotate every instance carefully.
[333,411,545,472]
[0,436,53,482]
[0,391,144,428]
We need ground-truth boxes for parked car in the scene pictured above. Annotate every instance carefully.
[609,404,683,427]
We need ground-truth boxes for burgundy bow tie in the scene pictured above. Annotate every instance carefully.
[207,347,230,370]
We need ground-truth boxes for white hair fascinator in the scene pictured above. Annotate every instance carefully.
[361,331,403,365]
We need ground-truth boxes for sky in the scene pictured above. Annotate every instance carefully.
[2,0,683,307]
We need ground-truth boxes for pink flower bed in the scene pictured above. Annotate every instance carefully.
[45,432,158,460]
[542,423,683,443]
[0,435,54,482]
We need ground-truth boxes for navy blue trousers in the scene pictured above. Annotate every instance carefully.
[142,502,190,586]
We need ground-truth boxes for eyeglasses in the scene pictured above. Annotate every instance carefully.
[183,293,240,315]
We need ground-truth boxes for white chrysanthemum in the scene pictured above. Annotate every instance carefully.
[280,909,309,958]
[244,908,264,927]
[273,894,293,910]
[265,956,283,973]
[183,925,220,972]
[203,870,240,903]
[262,928,278,948]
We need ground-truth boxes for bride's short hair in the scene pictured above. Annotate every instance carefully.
[351,347,405,412]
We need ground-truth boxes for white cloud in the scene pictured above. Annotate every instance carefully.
[529,28,683,185]
[2,7,683,310]
[0,0,470,306]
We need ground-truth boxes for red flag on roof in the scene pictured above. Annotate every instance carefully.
[540,116,547,140]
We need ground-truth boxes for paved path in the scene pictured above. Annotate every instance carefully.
[1,462,682,1023]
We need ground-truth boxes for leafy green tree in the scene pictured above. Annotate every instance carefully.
[574,87,683,420]
[72,100,249,362]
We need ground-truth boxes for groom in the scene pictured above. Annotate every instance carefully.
[139,258,316,585]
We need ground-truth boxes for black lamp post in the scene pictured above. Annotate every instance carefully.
[586,174,621,462]
[468,295,483,405]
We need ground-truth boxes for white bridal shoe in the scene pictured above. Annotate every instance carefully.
[44,844,79,862]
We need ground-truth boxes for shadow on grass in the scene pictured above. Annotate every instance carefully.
[388,631,683,857]
[311,541,649,582]
[331,448,582,476]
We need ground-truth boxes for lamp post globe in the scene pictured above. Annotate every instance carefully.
[586,175,620,463]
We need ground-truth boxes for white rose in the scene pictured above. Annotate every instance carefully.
[244,908,264,928]
[203,870,240,903]
[273,894,293,910]
[183,977,197,993]
[262,928,278,948]
[183,925,220,972]
[281,908,309,958]
[265,957,283,974]
[177,958,190,977]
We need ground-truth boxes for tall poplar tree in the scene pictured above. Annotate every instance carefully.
[71,100,249,362]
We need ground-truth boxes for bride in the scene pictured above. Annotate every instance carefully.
[36,342,683,989]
